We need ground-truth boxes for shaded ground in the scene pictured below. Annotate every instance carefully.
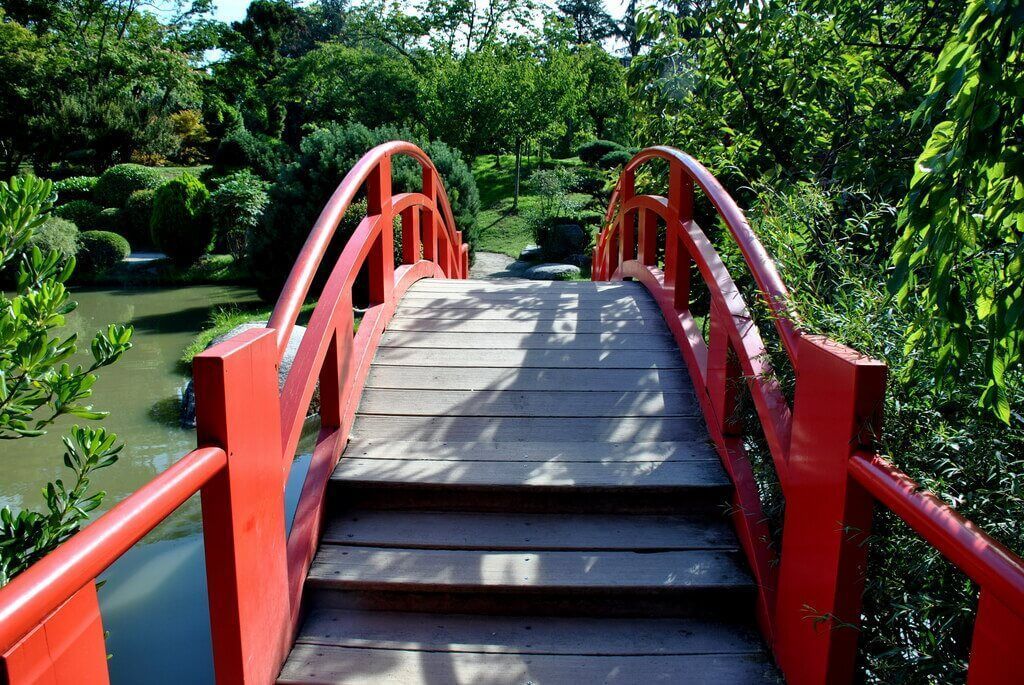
[470,251,518,279]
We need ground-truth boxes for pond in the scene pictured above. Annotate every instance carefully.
[1,286,314,684]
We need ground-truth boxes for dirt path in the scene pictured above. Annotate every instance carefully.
[469,251,518,279]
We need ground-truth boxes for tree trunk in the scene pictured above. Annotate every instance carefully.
[495,152,501,169]
[513,140,522,213]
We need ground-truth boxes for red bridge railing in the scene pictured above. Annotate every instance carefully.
[592,146,1024,684]
[0,141,467,684]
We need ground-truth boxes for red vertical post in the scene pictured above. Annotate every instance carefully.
[421,170,438,266]
[966,589,1024,684]
[1,585,109,685]
[619,168,636,268]
[367,156,394,304]
[667,164,694,309]
[705,306,742,436]
[775,335,887,685]
[194,328,289,685]
[637,208,657,266]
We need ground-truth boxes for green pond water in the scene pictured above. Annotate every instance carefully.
[1,286,314,684]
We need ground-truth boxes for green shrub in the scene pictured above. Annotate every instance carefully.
[150,173,212,265]
[121,189,155,246]
[578,139,623,166]
[78,230,130,272]
[209,170,270,259]
[94,164,163,207]
[53,176,98,201]
[598,149,634,169]
[250,123,479,301]
[54,200,102,231]
[29,216,79,261]
[212,129,289,181]
[97,207,121,230]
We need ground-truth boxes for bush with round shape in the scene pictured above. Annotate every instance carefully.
[97,207,122,231]
[249,123,480,301]
[54,176,98,202]
[121,189,155,246]
[598,149,634,170]
[212,129,289,181]
[209,170,270,259]
[29,217,79,261]
[578,139,624,166]
[150,174,212,265]
[54,200,103,231]
[94,164,163,207]
[78,231,130,273]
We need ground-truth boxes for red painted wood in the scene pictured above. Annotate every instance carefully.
[968,590,1024,684]
[195,328,290,685]
[2,585,107,685]
[774,335,886,685]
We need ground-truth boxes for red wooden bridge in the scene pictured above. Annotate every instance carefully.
[1,143,1023,684]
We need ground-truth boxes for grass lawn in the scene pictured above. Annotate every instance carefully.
[471,154,596,259]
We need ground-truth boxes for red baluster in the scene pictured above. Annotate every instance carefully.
[367,156,394,304]
[967,589,1024,684]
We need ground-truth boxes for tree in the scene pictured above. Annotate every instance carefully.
[890,0,1024,422]
[557,0,615,44]
[0,175,133,586]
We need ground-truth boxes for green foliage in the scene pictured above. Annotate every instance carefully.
[524,167,585,254]
[597,149,633,170]
[30,217,79,262]
[122,189,156,246]
[150,174,212,265]
[54,200,102,231]
[578,139,623,166]
[209,170,270,259]
[0,175,133,586]
[53,176,98,202]
[251,123,479,300]
[97,207,121,231]
[890,0,1024,423]
[94,164,164,208]
[78,231,130,273]
[212,129,290,181]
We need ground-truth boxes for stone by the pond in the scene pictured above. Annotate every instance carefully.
[566,253,592,268]
[179,321,316,428]
[518,244,543,262]
[507,260,532,274]
[522,263,581,281]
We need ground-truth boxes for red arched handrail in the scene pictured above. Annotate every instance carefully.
[593,146,1024,685]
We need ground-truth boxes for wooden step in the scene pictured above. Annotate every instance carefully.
[391,308,656,321]
[305,546,754,618]
[385,317,661,333]
[321,510,738,551]
[356,389,699,417]
[379,330,676,349]
[363,366,694,390]
[342,439,718,462]
[371,347,684,368]
[349,416,706,442]
[279,644,779,684]
[279,609,778,685]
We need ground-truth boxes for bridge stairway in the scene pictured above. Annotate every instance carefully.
[278,279,779,684]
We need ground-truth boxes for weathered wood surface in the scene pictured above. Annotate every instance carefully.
[280,279,775,684]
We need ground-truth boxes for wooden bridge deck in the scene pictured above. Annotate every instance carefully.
[279,279,778,684]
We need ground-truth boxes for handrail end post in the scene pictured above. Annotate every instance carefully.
[194,328,290,684]
[775,335,886,684]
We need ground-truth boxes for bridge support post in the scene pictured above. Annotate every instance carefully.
[194,328,289,685]
[775,335,886,685]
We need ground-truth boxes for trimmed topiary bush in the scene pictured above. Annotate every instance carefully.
[97,207,122,231]
[150,174,212,265]
[54,176,98,202]
[78,230,130,273]
[209,170,270,259]
[94,164,163,208]
[212,129,290,181]
[578,139,624,166]
[122,189,155,246]
[598,149,634,170]
[54,200,103,231]
[29,217,79,261]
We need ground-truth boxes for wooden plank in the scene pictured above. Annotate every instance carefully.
[399,292,653,306]
[356,389,699,417]
[398,299,660,313]
[307,546,752,591]
[343,439,717,463]
[363,366,693,391]
[412,279,642,291]
[331,457,728,489]
[386,317,660,333]
[278,644,779,684]
[379,331,675,350]
[321,511,737,551]
[292,608,763,655]
[349,416,707,442]
[392,308,655,321]
[371,348,685,368]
